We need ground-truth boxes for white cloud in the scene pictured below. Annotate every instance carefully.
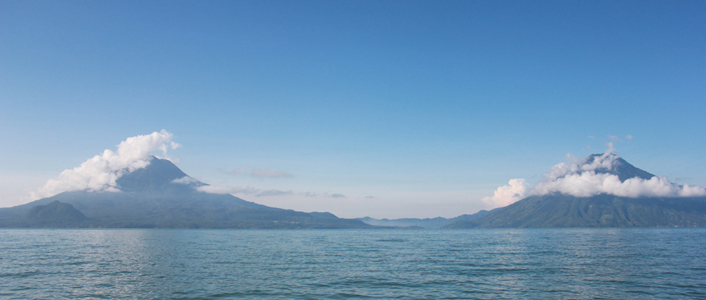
[626,134,633,140]
[31,130,180,199]
[679,184,706,197]
[482,179,528,209]
[530,172,689,198]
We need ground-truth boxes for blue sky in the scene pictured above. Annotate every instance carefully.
[1,0,705,218]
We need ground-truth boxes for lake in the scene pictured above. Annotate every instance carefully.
[1,228,705,299]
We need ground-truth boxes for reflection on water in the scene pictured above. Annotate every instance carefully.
[1,228,705,299]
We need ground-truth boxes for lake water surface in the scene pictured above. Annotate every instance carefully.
[1,228,705,299]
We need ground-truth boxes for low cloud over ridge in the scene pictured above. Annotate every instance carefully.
[483,144,706,209]
[32,130,180,199]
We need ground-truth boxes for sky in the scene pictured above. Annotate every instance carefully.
[1,0,705,218]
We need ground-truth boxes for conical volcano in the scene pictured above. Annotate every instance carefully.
[0,157,372,229]
[446,154,706,228]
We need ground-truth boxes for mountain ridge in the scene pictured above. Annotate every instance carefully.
[358,209,497,229]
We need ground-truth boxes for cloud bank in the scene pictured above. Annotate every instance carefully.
[32,130,180,199]
[483,145,706,209]
[530,146,706,198]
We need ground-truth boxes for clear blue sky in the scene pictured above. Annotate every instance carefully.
[1,0,705,218]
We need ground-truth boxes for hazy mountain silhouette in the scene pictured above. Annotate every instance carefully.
[358,209,497,229]
[0,157,373,229]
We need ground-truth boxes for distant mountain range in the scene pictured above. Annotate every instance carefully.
[358,209,496,229]
[0,157,374,229]
[2,153,705,228]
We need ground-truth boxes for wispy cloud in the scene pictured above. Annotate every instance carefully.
[198,184,345,199]
[256,189,294,197]
[32,130,180,200]
[197,185,260,195]
[220,167,293,178]
[251,168,293,178]
[220,167,250,175]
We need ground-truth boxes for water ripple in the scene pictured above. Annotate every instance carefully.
[1,228,706,299]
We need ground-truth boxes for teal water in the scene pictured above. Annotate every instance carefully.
[1,228,705,299]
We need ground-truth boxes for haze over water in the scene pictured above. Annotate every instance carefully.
[2,228,705,299]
